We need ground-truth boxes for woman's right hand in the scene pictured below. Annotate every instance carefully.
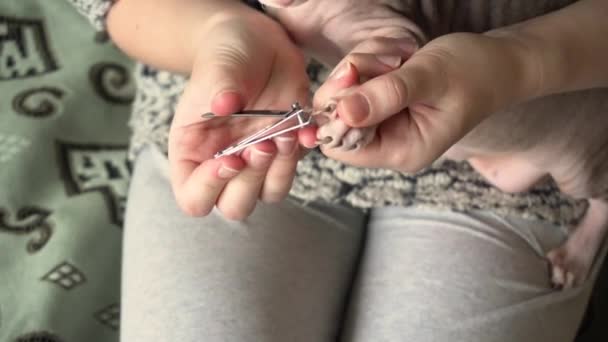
[168,9,310,220]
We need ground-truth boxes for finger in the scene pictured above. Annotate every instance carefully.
[172,60,248,127]
[337,52,448,128]
[172,155,245,216]
[297,125,318,148]
[312,35,418,112]
[216,141,277,220]
[252,38,309,109]
[169,23,274,215]
[261,133,299,203]
[314,54,399,109]
[255,46,308,157]
[322,102,462,173]
[314,36,419,118]
[172,23,274,127]
[350,36,418,56]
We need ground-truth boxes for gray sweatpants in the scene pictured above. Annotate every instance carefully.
[121,147,605,342]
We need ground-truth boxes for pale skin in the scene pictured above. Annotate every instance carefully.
[107,0,608,227]
[265,0,608,287]
[106,0,420,219]
[108,0,311,219]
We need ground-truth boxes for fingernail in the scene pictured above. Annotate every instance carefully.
[396,37,419,53]
[275,136,296,155]
[315,136,333,145]
[211,90,243,116]
[343,144,357,151]
[322,101,337,113]
[218,165,240,179]
[251,149,273,168]
[328,61,352,80]
[375,55,403,68]
[342,93,369,124]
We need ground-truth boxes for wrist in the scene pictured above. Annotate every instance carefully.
[107,0,258,74]
[484,29,550,104]
[484,0,608,99]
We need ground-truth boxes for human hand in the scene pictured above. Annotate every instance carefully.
[313,32,536,172]
[168,10,309,220]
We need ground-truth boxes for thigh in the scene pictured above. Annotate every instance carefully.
[121,147,366,342]
[342,207,605,342]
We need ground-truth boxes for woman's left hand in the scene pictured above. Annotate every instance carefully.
[312,32,537,173]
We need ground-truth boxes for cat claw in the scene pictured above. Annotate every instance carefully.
[546,245,591,289]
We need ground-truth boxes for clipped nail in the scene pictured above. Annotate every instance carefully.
[342,93,369,124]
[250,148,274,168]
[343,144,357,151]
[328,61,352,80]
[218,165,240,179]
[275,136,296,155]
[323,102,337,113]
[315,136,333,145]
[375,55,403,68]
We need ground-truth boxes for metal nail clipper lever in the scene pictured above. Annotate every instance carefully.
[201,102,321,159]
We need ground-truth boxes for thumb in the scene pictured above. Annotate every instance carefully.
[337,51,447,128]
[173,22,273,126]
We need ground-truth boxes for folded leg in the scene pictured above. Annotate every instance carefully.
[121,147,366,342]
[342,207,606,342]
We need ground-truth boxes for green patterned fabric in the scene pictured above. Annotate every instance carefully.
[0,1,134,341]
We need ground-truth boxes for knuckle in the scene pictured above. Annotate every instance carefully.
[239,170,267,184]
[176,193,212,217]
[397,162,425,174]
[261,190,287,204]
[389,148,427,174]
[262,178,294,203]
[389,153,410,172]
[344,53,363,65]
[355,37,389,54]
[218,206,249,221]
[296,84,311,105]
[375,73,408,110]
